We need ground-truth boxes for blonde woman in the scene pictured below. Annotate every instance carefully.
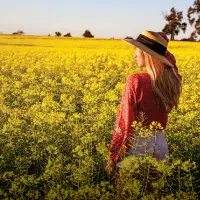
[105,31,182,198]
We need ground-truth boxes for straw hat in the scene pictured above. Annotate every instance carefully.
[123,30,174,68]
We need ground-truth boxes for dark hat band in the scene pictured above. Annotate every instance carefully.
[136,34,167,55]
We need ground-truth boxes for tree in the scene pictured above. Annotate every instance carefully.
[55,31,62,37]
[12,30,25,35]
[162,7,187,40]
[187,0,200,39]
[189,31,198,41]
[64,32,72,37]
[181,22,187,33]
[82,30,94,38]
[125,36,133,39]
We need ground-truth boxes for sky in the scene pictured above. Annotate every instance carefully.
[0,0,195,39]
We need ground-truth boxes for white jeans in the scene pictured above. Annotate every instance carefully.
[117,130,170,167]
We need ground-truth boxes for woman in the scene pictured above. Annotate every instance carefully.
[105,30,182,198]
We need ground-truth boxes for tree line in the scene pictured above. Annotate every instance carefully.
[54,29,94,38]
[4,0,200,41]
[162,0,200,41]
[9,29,94,38]
[126,0,199,41]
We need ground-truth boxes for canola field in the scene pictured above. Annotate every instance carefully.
[0,35,200,199]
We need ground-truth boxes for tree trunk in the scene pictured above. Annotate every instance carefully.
[170,32,173,40]
[170,30,175,40]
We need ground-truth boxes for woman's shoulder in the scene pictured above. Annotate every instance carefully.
[128,72,150,82]
[125,72,151,92]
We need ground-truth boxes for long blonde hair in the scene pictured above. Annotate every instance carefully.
[142,50,182,113]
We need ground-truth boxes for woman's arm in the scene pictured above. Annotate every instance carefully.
[109,74,140,164]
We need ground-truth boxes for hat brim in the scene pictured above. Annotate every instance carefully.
[123,38,174,68]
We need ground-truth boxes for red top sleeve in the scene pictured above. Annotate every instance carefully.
[109,74,140,163]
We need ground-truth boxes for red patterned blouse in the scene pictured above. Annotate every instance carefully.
[109,72,170,163]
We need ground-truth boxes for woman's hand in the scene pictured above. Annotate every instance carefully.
[105,159,115,177]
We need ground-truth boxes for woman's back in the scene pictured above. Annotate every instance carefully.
[133,72,168,129]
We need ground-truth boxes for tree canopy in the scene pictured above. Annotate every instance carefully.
[162,7,187,40]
